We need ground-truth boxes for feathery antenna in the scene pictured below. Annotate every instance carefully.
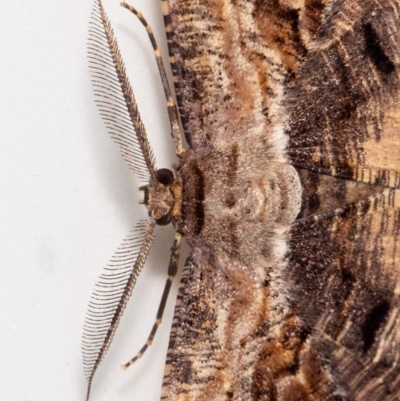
[82,219,155,401]
[88,0,156,181]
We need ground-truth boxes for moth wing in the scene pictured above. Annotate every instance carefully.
[161,250,221,399]
[163,0,400,187]
[285,7,400,394]
[288,188,400,399]
[162,188,400,401]
[163,249,251,400]
[161,0,328,149]
[285,0,400,188]
[161,249,307,400]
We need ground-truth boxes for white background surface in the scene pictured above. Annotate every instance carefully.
[0,1,188,400]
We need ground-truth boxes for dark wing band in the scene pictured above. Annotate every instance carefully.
[289,189,400,399]
[285,0,400,188]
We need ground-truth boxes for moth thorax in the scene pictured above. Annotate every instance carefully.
[240,164,301,225]
[139,168,180,226]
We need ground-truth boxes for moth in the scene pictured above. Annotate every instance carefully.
[83,0,400,400]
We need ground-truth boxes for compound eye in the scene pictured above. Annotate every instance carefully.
[156,214,172,226]
[156,168,174,186]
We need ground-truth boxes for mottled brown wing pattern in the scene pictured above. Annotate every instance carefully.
[162,249,343,401]
[160,0,400,400]
[286,0,400,188]
[284,2,400,396]
[161,0,327,150]
[289,188,400,399]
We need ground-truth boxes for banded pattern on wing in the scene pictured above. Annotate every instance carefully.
[160,1,400,400]
[286,0,400,188]
[162,249,344,400]
[296,168,385,219]
[82,220,155,400]
[161,0,330,150]
[289,189,400,399]
[89,0,155,181]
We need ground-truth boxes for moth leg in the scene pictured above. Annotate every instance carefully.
[121,231,182,370]
[121,2,186,159]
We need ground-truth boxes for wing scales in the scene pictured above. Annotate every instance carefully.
[161,192,400,400]
[161,0,327,150]
[288,189,400,399]
[285,0,400,188]
[160,1,400,400]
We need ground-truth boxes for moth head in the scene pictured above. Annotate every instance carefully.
[139,168,181,225]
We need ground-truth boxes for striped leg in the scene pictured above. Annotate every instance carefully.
[121,231,182,370]
[121,2,186,159]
